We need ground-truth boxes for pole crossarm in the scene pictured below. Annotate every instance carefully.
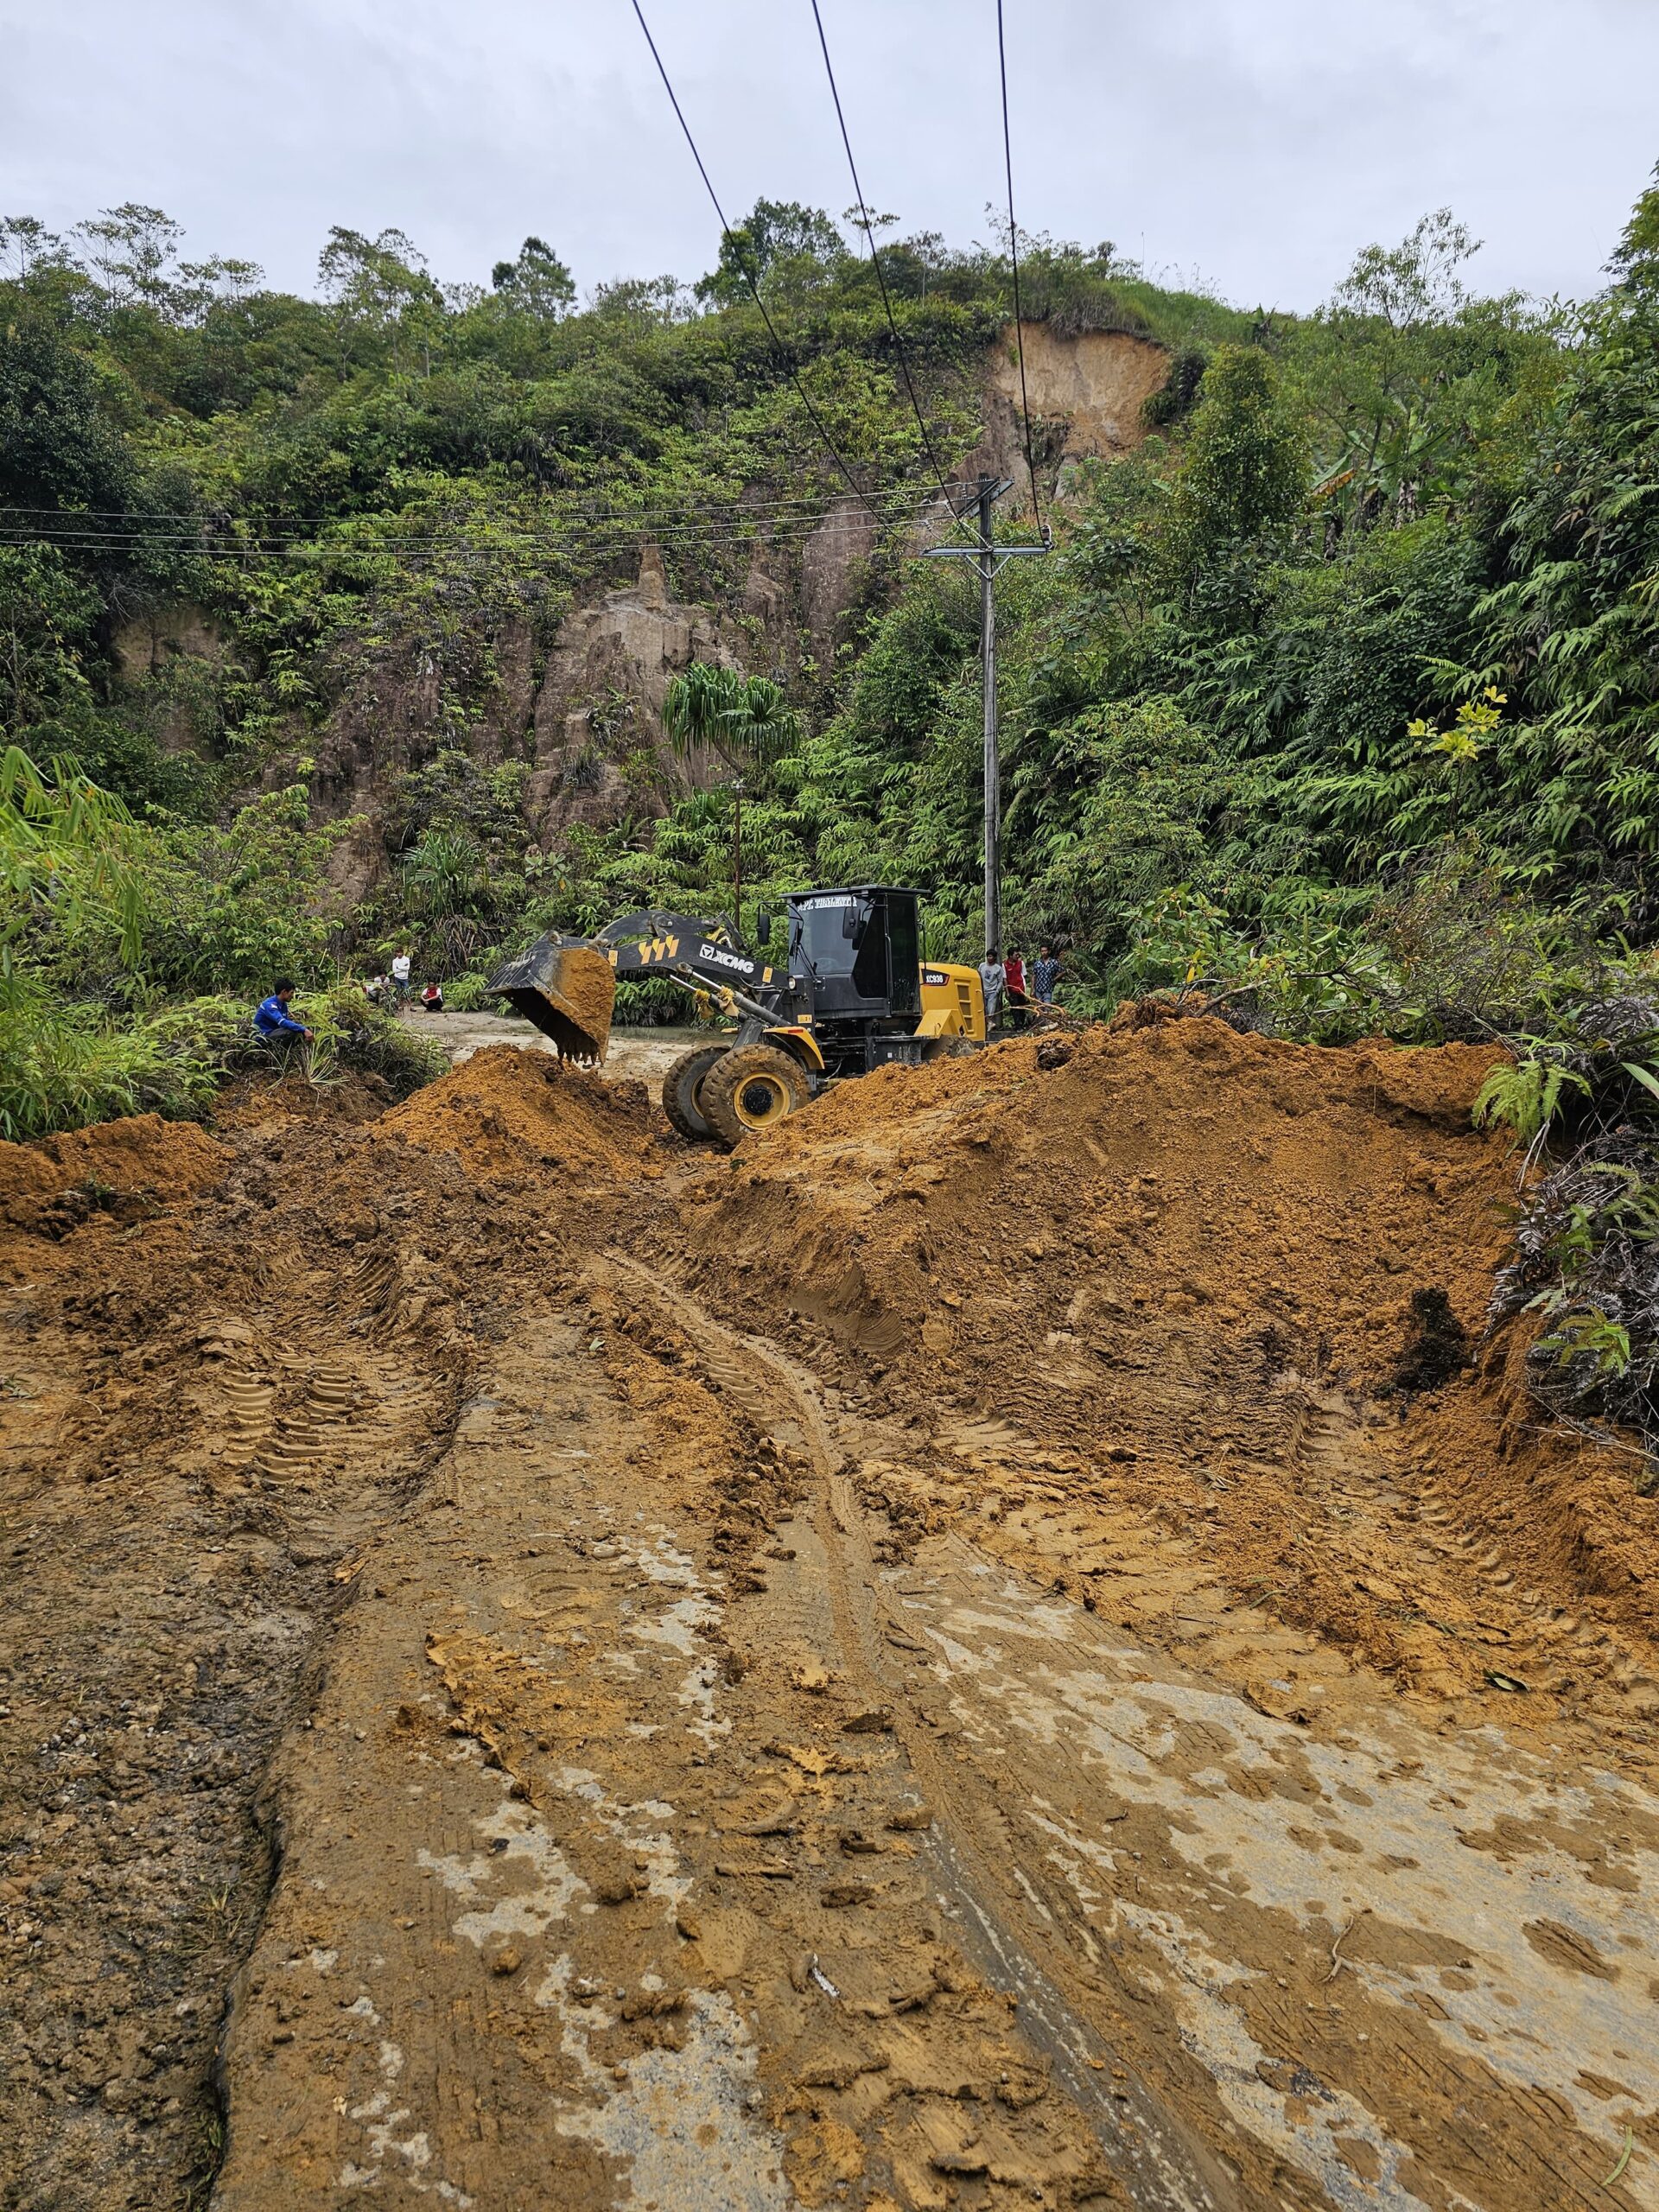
[918,543,1049,575]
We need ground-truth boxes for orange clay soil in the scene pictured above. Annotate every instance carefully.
[373,1039,658,1181]
[543,939,619,1061]
[0,1111,230,1230]
[6,1029,1659,2212]
[672,1006,1659,1712]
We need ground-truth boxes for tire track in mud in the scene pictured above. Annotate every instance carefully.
[604,1253,1659,2212]
[601,1249,1234,2212]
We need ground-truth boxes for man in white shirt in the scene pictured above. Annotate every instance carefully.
[977,948,1005,1032]
[391,949,412,1002]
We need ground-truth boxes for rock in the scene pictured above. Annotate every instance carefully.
[886,1804,933,1833]
[820,1881,873,1909]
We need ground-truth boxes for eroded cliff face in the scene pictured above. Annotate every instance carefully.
[524,543,735,834]
[976,321,1170,509]
[110,324,1169,894]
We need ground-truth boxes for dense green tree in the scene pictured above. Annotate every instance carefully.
[1163,345,1307,597]
[695,199,847,308]
[491,236,575,320]
[0,315,133,516]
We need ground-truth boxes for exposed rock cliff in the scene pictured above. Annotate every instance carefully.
[978,321,1170,509]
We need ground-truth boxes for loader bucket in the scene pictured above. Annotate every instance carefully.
[489,938,616,1064]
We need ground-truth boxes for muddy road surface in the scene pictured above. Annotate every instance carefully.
[2,1024,1656,2212]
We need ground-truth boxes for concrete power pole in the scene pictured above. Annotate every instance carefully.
[978,478,1000,959]
[920,475,1047,959]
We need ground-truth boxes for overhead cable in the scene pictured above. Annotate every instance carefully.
[995,0,1045,540]
[0,485,936,531]
[0,499,930,550]
[628,0,884,521]
[0,507,929,563]
[804,0,972,539]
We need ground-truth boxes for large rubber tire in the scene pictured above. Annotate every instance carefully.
[661,1045,728,1144]
[699,1043,810,1148]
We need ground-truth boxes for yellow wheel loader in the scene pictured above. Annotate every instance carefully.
[490,886,985,1146]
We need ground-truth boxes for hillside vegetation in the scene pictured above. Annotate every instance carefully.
[2,178,1657,1071]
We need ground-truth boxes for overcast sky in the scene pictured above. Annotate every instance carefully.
[3,0,1655,313]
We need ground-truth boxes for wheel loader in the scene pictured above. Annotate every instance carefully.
[489,886,986,1144]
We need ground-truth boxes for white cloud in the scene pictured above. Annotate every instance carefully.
[1,0,1652,308]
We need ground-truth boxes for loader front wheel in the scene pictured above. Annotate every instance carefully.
[700,1044,810,1147]
[661,1045,728,1144]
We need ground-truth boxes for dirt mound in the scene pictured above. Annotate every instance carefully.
[374,1044,658,1180]
[671,1015,1659,1686]
[0,1112,231,1244]
[211,1068,397,1128]
[0,1111,229,1202]
[685,1015,1509,1383]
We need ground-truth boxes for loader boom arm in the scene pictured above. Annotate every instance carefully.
[490,915,788,1062]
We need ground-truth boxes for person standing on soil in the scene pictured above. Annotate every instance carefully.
[253,982,314,1052]
[391,948,413,1004]
[978,947,1006,1032]
[1031,945,1062,1005]
[1004,951,1028,1029]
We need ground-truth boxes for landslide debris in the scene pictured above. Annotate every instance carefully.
[0,1050,649,2210]
[6,1027,1659,2212]
[675,1009,1659,1707]
[0,1111,230,1240]
[374,1039,659,1180]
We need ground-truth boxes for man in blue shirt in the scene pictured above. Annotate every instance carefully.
[253,981,314,1049]
[1031,946,1062,1004]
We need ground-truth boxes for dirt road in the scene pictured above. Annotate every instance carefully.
[3,1029,1656,2211]
[416,1011,705,1085]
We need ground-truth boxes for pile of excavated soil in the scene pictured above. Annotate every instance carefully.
[374,1044,659,1181]
[0,1113,231,1242]
[684,1009,1510,1385]
[677,1008,1659,1686]
[210,1069,399,1128]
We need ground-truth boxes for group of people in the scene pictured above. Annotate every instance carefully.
[252,950,447,1054]
[365,951,444,1014]
[977,944,1062,1030]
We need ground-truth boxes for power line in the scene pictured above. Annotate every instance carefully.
[628,0,883,523]
[995,0,1046,541]
[0,485,938,531]
[804,0,971,541]
[0,499,931,550]
[0,508,930,553]
[0,506,936,563]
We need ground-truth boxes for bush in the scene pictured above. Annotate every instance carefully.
[0,984,448,1140]
[296,983,448,1096]
[156,986,449,1099]
[0,988,217,1139]
[442,969,493,1012]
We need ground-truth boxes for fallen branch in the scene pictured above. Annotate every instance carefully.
[1323,1907,1371,1983]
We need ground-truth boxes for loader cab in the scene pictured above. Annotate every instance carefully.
[785,887,924,1074]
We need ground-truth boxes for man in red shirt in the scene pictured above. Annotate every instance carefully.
[1004,952,1028,1028]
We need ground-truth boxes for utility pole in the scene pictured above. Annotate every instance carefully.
[919,475,1047,958]
[732,775,745,930]
[978,479,999,958]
